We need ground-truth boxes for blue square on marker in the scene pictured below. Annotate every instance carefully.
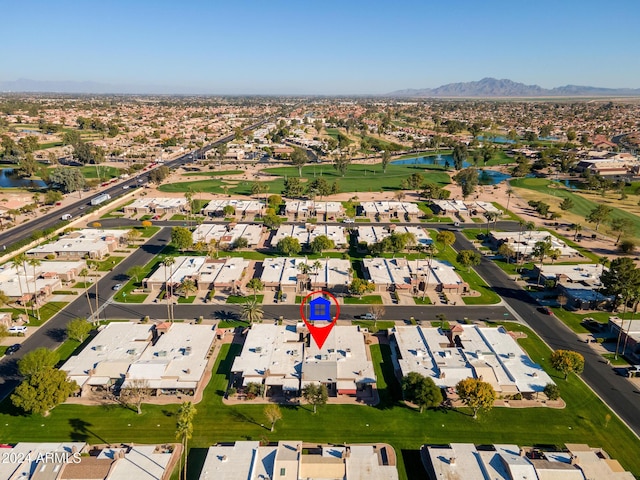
[309,296,331,321]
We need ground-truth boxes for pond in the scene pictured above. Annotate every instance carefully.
[0,169,47,188]
[391,154,471,169]
[479,169,512,185]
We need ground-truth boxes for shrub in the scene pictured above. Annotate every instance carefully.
[544,383,560,400]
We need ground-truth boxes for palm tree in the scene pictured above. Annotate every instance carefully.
[208,239,219,260]
[175,401,196,480]
[179,278,197,298]
[312,260,322,289]
[246,278,264,301]
[27,258,42,321]
[297,262,311,292]
[162,257,176,321]
[11,254,29,320]
[241,298,263,324]
[485,211,499,235]
[184,188,194,228]
[572,223,582,241]
[505,188,514,212]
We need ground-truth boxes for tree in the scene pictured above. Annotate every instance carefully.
[333,154,350,177]
[283,177,304,198]
[302,383,328,414]
[0,324,7,341]
[619,239,637,254]
[498,243,515,264]
[402,372,443,413]
[310,235,335,254]
[127,265,145,284]
[44,190,63,205]
[456,250,482,272]
[11,368,77,416]
[452,144,468,170]
[263,214,283,230]
[241,298,263,324]
[47,166,87,194]
[171,226,193,251]
[268,194,283,210]
[222,204,235,216]
[277,236,301,255]
[455,378,496,419]
[11,254,30,321]
[349,278,375,296]
[120,378,153,414]
[79,267,94,318]
[27,257,42,320]
[126,228,142,244]
[559,197,574,211]
[544,383,560,400]
[587,204,613,232]
[178,278,197,298]
[246,278,264,301]
[550,350,584,380]
[291,147,309,177]
[163,256,176,321]
[610,217,634,244]
[66,318,92,342]
[149,165,170,183]
[18,347,59,378]
[264,404,283,432]
[533,237,553,285]
[453,167,479,199]
[176,401,197,480]
[381,150,391,173]
[436,230,456,251]
[232,236,249,250]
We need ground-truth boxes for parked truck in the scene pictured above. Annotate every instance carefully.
[91,193,111,206]
[61,213,72,220]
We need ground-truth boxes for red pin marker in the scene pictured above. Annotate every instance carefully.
[300,290,340,349]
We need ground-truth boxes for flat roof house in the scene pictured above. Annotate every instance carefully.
[26,229,128,260]
[260,257,351,293]
[201,199,265,219]
[199,441,399,480]
[61,322,217,398]
[193,223,264,247]
[123,197,188,215]
[391,325,554,396]
[362,258,466,293]
[489,230,580,260]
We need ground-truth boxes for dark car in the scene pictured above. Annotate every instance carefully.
[538,306,553,315]
[6,344,21,355]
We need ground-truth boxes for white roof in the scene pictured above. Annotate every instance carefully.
[393,326,553,392]
[127,197,187,210]
[303,326,376,386]
[26,229,126,256]
[491,231,579,258]
[271,224,347,247]
[538,263,604,284]
[426,443,488,480]
[0,260,86,297]
[0,442,86,479]
[101,445,172,480]
[202,199,264,215]
[193,223,263,246]
[146,256,249,287]
[346,445,399,480]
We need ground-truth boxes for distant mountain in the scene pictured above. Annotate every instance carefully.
[388,77,640,98]
[0,78,189,95]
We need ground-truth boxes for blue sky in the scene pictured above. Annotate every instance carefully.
[3,0,639,94]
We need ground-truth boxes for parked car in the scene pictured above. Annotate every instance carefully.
[8,325,27,334]
[112,284,123,291]
[5,344,21,355]
[538,306,553,315]
[281,293,288,302]
[361,313,375,320]
[627,365,640,377]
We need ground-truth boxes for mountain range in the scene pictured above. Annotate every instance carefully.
[388,78,640,98]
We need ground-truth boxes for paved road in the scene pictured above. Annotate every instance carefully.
[453,232,640,437]
[0,118,272,252]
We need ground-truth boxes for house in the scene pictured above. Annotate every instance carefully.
[26,229,128,260]
[391,325,554,396]
[284,201,345,221]
[143,256,250,292]
[201,199,265,219]
[423,443,634,480]
[0,260,86,304]
[271,224,348,249]
[534,263,611,309]
[192,223,264,247]
[489,230,580,260]
[0,443,178,480]
[359,201,422,222]
[123,197,188,216]
[61,322,217,398]
[260,257,351,294]
[199,441,399,480]
[607,317,640,362]
[362,258,466,293]
[356,226,431,247]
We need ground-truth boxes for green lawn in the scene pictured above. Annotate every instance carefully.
[177,295,196,304]
[87,256,125,271]
[79,165,121,180]
[226,295,264,304]
[159,161,451,195]
[511,177,640,237]
[352,320,396,332]
[344,295,383,305]
[1,326,640,478]
[413,297,432,305]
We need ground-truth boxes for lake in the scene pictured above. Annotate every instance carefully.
[391,156,511,184]
[0,169,47,188]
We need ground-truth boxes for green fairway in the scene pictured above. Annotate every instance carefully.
[510,177,640,237]
[181,170,244,177]
[159,161,450,195]
[79,165,121,180]
[2,325,640,479]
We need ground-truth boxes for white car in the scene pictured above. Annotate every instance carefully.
[112,284,123,291]
[343,218,354,224]
[9,325,27,334]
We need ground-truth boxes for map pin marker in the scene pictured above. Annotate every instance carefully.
[300,290,340,350]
